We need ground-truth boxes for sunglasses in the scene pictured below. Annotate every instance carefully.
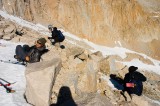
[37,41,42,44]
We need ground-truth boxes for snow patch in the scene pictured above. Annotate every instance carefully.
[119,59,160,75]
[0,40,30,106]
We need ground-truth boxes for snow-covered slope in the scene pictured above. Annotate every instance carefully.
[0,40,30,106]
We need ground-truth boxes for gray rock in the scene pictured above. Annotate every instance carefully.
[66,47,84,58]
[0,20,5,26]
[98,57,110,75]
[4,24,15,34]
[0,15,4,20]
[76,93,113,106]
[3,33,15,40]
[25,58,62,106]
[15,26,24,36]
[0,29,4,39]
[76,60,98,94]
[92,51,103,57]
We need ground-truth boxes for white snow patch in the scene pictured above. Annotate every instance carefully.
[119,59,160,75]
[0,40,30,106]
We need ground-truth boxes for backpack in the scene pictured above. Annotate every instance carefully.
[58,30,65,42]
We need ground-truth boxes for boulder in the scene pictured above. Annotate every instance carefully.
[76,51,88,61]
[76,93,113,106]
[25,58,62,106]
[4,24,15,34]
[3,33,15,40]
[125,53,154,65]
[15,26,24,36]
[88,52,104,62]
[91,51,103,57]
[66,47,84,58]
[0,15,4,20]
[76,60,98,94]
[0,29,4,39]
[98,57,110,75]
[132,95,155,106]
[0,20,5,26]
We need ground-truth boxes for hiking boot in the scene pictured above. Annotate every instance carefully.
[14,55,19,59]
[7,89,16,93]
[14,55,23,62]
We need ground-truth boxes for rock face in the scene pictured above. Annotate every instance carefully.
[0,0,160,59]
[25,58,62,106]
[75,93,113,106]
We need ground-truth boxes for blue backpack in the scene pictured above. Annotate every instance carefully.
[58,30,65,42]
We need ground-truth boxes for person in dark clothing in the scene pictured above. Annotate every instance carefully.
[14,38,47,63]
[48,25,65,45]
[123,66,147,96]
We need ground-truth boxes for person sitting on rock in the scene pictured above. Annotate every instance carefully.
[14,38,47,63]
[123,66,147,96]
[48,25,65,45]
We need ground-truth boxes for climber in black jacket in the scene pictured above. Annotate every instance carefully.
[14,38,47,63]
[48,25,65,45]
[123,66,147,96]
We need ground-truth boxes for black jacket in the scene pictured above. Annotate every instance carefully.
[124,71,146,96]
[27,45,46,63]
[51,30,59,42]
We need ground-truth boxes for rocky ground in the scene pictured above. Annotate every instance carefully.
[0,15,160,106]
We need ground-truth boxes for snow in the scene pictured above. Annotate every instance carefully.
[0,40,31,106]
[120,59,160,75]
[0,10,160,105]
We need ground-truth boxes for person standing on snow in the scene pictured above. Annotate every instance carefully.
[14,38,47,63]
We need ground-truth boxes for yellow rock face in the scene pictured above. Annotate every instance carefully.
[1,0,160,59]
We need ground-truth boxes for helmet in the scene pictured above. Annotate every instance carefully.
[48,25,53,29]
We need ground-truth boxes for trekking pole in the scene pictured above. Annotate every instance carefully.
[0,78,16,86]
[0,81,15,93]
[0,78,11,84]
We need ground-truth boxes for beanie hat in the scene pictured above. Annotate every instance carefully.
[37,38,47,45]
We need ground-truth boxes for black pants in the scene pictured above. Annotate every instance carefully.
[15,45,29,61]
